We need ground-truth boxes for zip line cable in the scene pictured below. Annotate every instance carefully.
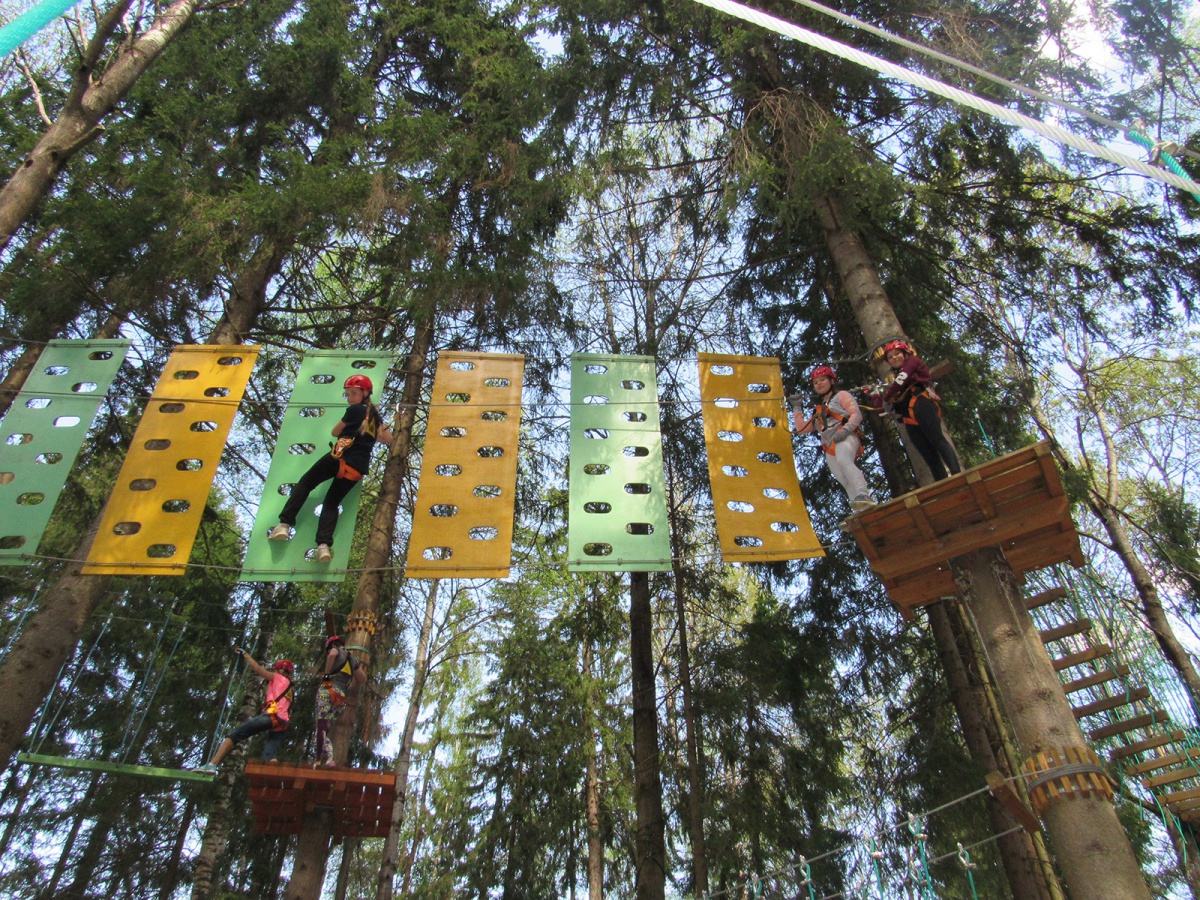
[687,0,1200,198]
[783,0,1198,159]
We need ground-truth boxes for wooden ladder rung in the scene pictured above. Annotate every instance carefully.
[1040,619,1092,643]
[1026,587,1068,610]
[1072,686,1150,719]
[1063,665,1130,695]
[1127,745,1200,777]
[1143,764,1200,791]
[1110,729,1187,762]
[1089,710,1170,742]
[1053,644,1112,672]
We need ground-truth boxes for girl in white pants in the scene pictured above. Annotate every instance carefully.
[791,365,876,513]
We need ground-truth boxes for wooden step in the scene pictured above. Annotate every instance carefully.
[1072,687,1150,720]
[1053,644,1112,672]
[1089,710,1170,742]
[1063,665,1130,695]
[1026,587,1068,610]
[1143,764,1200,791]
[1110,729,1187,762]
[1126,745,1200,777]
[1040,619,1092,643]
[1162,782,1200,806]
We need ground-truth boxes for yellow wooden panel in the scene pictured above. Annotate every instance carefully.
[698,353,823,562]
[84,346,260,575]
[405,352,524,578]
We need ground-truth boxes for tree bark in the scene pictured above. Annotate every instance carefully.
[375,579,439,900]
[583,636,604,900]
[928,603,1060,900]
[814,187,1143,899]
[953,548,1150,899]
[286,316,435,900]
[0,258,267,772]
[629,570,666,900]
[0,0,201,253]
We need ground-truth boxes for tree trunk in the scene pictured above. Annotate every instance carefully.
[928,603,1059,900]
[287,316,435,900]
[334,837,358,900]
[159,797,196,900]
[0,0,201,253]
[954,548,1149,899]
[0,255,267,771]
[583,638,604,900]
[629,570,666,900]
[376,579,439,900]
[814,187,1146,899]
[191,692,259,900]
[39,772,102,899]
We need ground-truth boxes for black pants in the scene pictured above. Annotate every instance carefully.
[279,454,360,546]
[905,395,961,481]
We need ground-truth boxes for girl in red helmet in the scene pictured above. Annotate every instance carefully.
[315,635,366,768]
[198,650,294,772]
[268,374,393,563]
[791,365,876,512]
[879,341,960,481]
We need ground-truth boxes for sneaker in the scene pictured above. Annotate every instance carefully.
[267,523,291,541]
[849,496,876,513]
[265,759,280,765]
[315,544,333,564]
[197,763,219,774]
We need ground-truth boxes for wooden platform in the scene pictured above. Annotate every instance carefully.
[244,762,396,838]
[844,442,1083,613]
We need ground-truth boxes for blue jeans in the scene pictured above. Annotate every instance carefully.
[228,713,287,761]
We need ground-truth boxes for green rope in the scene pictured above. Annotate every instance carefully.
[868,839,885,898]
[973,410,997,458]
[798,857,816,900]
[957,843,980,900]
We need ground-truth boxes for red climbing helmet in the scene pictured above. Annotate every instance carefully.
[325,635,343,651]
[882,340,914,357]
[810,365,837,383]
[344,375,373,393]
[272,660,295,676]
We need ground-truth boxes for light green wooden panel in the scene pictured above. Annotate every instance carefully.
[0,340,130,565]
[240,350,393,582]
[567,354,671,572]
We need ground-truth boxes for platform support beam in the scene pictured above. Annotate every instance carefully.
[953,547,1151,900]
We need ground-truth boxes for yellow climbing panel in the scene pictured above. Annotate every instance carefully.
[405,352,524,578]
[698,353,823,562]
[84,346,259,575]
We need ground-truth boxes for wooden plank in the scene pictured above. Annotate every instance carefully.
[985,771,1041,832]
[1126,745,1200,777]
[871,495,1070,582]
[964,470,998,519]
[1162,783,1200,805]
[843,517,881,563]
[1071,686,1150,719]
[903,496,938,541]
[885,566,956,611]
[1143,764,1200,791]
[1109,729,1187,762]
[1089,710,1170,742]
[1053,644,1112,672]
[1026,586,1068,610]
[1063,665,1130,695]
[1004,529,1082,577]
[1040,619,1092,643]
[1035,443,1064,498]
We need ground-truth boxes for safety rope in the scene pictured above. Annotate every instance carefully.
[687,0,1200,198]
[0,0,80,58]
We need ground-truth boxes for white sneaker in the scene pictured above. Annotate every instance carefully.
[267,524,291,541]
[849,496,877,513]
[315,544,333,564]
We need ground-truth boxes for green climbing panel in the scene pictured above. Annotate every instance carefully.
[240,350,393,582]
[0,340,130,565]
[17,752,215,783]
[568,354,671,572]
